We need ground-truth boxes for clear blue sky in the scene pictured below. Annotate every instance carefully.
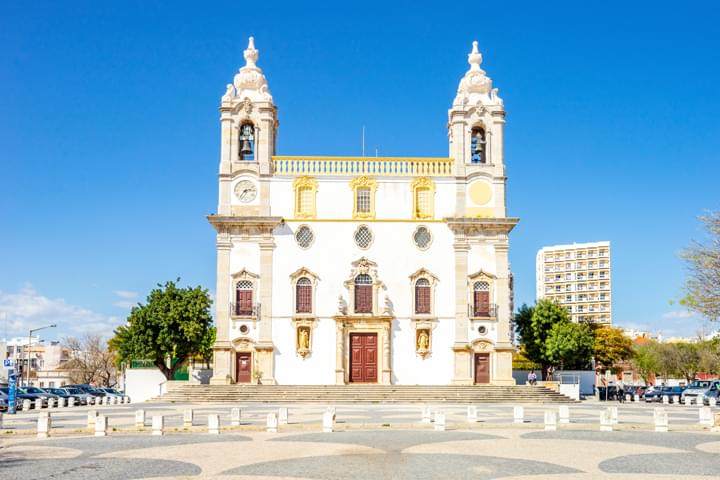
[1,1,718,342]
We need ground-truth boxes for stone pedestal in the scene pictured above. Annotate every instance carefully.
[231,407,241,426]
[183,409,194,428]
[152,416,164,436]
[208,414,220,434]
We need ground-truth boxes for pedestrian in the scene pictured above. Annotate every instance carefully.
[617,379,625,403]
[527,370,537,386]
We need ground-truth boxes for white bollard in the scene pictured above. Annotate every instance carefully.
[672,395,679,404]
[58,397,66,408]
[278,407,289,425]
[183,409,194,428]
[322,411,336,433]
[135,409,146,428]
[113,396,120,405]
[421,406,432,423]
[326,406,336,416]
[22,399,31,411]
[231,407,241,426]
[713,413,720,432]
[37,415,51,438]
[48,398,56,409]
[608,406,618,425]
[152,416,164,436]
[208,414,220,434]
[95,415,107,437]
[87,410,98,428]
[600,410,613,432]
[266,412,278,433]
[68,397,75,407]
[544,411,558,431]
[699,406,713,426]
[625,394,632,402]
[513,406,524,424]
[654,410,669,432]
[467,405,478,422]
[710,397,717,408]
[558,405,570,424]
[662,395,669,405]
[633,394,640,402]
[434,412,446,431]
[87,396,95,406]
[34,399,43,410]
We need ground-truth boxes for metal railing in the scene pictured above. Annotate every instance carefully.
[230,303,259,317]
[469,303,498,319]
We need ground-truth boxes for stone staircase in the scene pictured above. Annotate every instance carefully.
[153,384,576,404]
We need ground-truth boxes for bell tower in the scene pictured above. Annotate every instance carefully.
[217,37,277,216]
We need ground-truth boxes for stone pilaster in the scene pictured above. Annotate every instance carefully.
[256,235,276,384]
[218,115,233,216]
[493,241,516,385]
[335,321,345,384]
[210,236,233,385]
[452,239,473,385]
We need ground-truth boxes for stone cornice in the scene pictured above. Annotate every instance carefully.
[208,215,284,235]
[444,217,519,235]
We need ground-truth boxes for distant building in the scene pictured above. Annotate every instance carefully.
[536,241,611,325]
[2,337,71,387]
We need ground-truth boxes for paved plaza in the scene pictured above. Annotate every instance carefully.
[1,401,720,479]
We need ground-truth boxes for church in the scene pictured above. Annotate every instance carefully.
[208,38,518,386]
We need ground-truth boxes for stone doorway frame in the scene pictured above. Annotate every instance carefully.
[333,315,393,385]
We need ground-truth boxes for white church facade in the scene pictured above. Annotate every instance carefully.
[209,38,518,386]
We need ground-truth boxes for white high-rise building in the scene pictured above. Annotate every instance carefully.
[536,241,611,325]
[208,38,518,386]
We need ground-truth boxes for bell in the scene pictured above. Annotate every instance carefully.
[474,132,485,153]
[240,140,253,155]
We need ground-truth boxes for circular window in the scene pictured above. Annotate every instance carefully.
[354,225,373,249]
[239,324,249,334]
[478,325,487,335]
[413,226,432,250]
[295,225,314,249]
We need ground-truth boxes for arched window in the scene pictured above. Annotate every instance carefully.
[239,123,255,161]
[471,127,486,164]
[415,278,431,314]
[295,277,312,314]
[473,281,490,317]
[235,280,254,315]
[354,274,373,313]
[415,187,431,218]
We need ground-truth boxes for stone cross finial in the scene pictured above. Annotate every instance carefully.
[244,36,259,68]
[468,40,483,71]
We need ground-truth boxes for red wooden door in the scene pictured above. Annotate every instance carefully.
[474,353,490,384]
[474,291,490,316]
[349,333,377,383]
[236,352,252,383]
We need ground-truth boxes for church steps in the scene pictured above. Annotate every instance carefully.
[152,385,576,403]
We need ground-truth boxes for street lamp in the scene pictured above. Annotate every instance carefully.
[25,324,56,387]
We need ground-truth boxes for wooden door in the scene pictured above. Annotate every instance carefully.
[349,333,377,383]
[474,291,490,316]
[236,352,252,383]
[474,353,490,384]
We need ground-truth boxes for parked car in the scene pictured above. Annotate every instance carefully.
[65,384,106,398]
[0,386,44,408]
[646,386,685,403]
[58,387,92,405]
[0,391,8,412]
[44,388,81,405]
[597,385,618,401]
[20,387,60,404]
[97,387,126,401]
[682,380,720,403]
[703,386,720,406]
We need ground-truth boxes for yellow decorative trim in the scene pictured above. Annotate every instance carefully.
[411,177,435,220]
[293,176,318,219]
[349,176,377,220]
[285,218,446,223]
[273,156,454,177]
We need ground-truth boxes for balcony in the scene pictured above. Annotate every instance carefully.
[469,303,498,320]
[230,303,260,318]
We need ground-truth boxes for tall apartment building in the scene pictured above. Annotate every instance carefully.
[536,241,611,325]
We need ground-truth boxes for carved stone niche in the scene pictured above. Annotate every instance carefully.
[471,339,494,354]
[416,328,431,359]
[292,318,316,359]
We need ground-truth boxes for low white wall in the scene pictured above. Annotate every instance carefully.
[513,370,596,396]
[124,368,167,402]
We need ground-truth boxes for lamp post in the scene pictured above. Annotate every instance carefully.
[25,324,56,387]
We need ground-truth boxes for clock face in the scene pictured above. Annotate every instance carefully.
[234,180,257,203]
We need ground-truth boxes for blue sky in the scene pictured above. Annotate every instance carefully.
[1,1,718,342]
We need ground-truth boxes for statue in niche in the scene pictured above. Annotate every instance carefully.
[417,330,430,351]
[298,327,310,350]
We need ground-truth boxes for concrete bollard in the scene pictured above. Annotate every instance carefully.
[699,406,713,426]
[231,407,241,426]
[23,399,31,411]
[513,406,524,424]
[266,413,278,433]
[608,406,618,425]
[326,406,336,416]
[434,412,446,431]
[654,410,669,432]
[34,399,43,410]
[95,415,108,437]
[467,405,478,422]
[48,398,56,409]
[544,411,558,431]
[662,395,669,405]
[713,413,720,432]
[421,406,432,423]
[113,396,120,405]
[558,405,570,424]
[87,410,98,428]
[104,396,111,406]
[135,409,146,428]
[208,414,220,434]
[68,397,75,407]
[152,416,164,436]
[625,394,632,402]
[600,410,613,432]
[322,411,336,433]
[710,397,717,408]
[633,394,640,402]
[37,415,51,438]
[183,409,194,428]
[278,407,289,425]
[58,397,66,408]
[87,396,94,406]
[672,395,679,404]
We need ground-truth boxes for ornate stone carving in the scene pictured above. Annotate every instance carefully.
[337,295,348,315]
[383,295,393,315]
[232,37,273,103]
[416,329,431,358]
[222,84,236,102]
[453,41,502,107]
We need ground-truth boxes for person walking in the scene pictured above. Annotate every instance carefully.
[617,379,625,403]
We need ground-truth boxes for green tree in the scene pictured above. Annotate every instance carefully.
[632,342,661,385]
[515,299,571,379]
[545,321,595,370]
[593,327,634,371]
[680,211,720,321]
[667,342,700,383]
[111,280,215,380]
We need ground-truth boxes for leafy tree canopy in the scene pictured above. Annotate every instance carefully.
[593,327,634,370]
[681,211,720,321]
[514,299,572,379]
[111,279,215,380]
[545,321,595,369]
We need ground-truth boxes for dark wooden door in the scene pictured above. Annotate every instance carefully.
[474,353,490,384]
[236,352,252,383]
[474,291,490,316]
[349,333,377,383]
